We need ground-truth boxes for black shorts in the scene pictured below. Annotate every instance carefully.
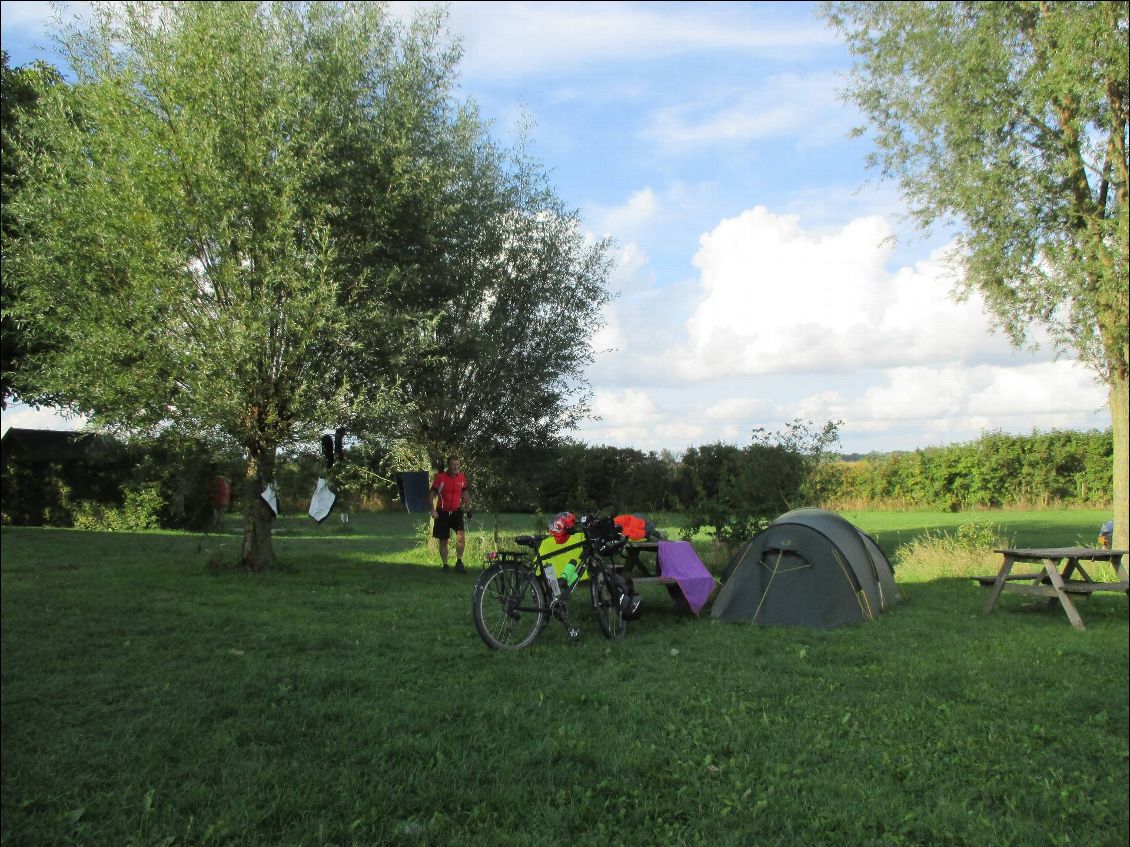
[432,509,465,539]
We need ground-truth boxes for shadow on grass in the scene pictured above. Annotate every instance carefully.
[892,575,1129,635]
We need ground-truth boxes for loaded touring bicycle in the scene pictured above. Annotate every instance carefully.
[471,508,643,651]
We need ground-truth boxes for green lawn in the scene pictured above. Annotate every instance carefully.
[2,510,1126,846]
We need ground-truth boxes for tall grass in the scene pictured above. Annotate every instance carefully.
[892,517,1123,585]
[894,521,1010,582]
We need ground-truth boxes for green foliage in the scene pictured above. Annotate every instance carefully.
[1,432,131,526]
[0,50,65,406]
[4,3,611,569]
[525,441,680,514]
[2,429,244,530]
[272,426,1110,520]
[387,121,614,476]
[824,0,1128,377]
[894,520,1010,582]
[681,420,841,545]
[817,428,1113,510]
[72,483,163,532]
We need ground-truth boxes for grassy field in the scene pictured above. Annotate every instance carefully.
[2,510,1126,846]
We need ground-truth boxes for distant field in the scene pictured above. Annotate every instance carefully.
[2,509,1126,846]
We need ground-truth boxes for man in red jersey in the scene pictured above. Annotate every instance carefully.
[431,455,472,573]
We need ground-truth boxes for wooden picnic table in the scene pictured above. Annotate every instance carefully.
[977,547,1128,631]
[621,541,676,587]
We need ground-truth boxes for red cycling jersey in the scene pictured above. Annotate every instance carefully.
[431,471,466,511]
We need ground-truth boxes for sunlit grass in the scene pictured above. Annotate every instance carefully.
[2,509,1125,846]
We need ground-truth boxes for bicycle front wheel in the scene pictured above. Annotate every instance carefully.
[592,567,626,640]
[472,562,547,651]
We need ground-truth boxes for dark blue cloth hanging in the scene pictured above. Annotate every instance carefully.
[396,471,432,514]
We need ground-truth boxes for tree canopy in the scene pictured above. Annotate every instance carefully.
[4,2,612,568]
[387,127,613,507]
[1,50,64,408]
[824,0,1129,546]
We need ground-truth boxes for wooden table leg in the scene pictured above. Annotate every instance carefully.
[1069,561,1093,582]
[983,555,1016,614]
[1112,554,1128,589]
[1043,557,1086,631]
[1048,558,1088,605]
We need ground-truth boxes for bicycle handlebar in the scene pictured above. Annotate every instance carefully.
[576,512,627,556]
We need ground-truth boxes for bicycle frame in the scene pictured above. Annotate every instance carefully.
[473,510,631,647]
[488,536,615,614]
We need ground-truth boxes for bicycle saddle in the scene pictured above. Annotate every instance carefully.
[514,535,541,548]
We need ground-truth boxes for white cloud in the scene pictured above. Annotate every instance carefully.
[588,239,657,360]
[0,1,91,42]
[785,362,1107,444]
[586,189,659,239]
[676,207,1036,380]
[654,422,705,442]
[702,397,773,422]
[1,403,87,436]
[0,1,62,32]
[571,202,1111,453]
[590,388,659,425]
[643,72,851,153]
[578,387,663,446]
[426,2,836,80]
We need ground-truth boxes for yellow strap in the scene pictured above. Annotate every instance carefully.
[751,550,784,623]
[831,547,870,620]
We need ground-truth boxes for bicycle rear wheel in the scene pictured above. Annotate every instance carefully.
[472,562,547,651]
[592,567,626,640]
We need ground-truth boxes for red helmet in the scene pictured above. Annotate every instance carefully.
[549,512,576,543]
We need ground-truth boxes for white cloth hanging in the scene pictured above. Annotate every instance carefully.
[261,482,278,516]
[308,477,336,523]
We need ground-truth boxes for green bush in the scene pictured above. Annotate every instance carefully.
[72,483,163,532]
[680,420,841,546]
[820,429,1113,510]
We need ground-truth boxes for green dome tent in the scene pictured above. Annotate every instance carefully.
[711,509,901,628]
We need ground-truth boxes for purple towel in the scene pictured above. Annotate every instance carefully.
[657,541,716,616]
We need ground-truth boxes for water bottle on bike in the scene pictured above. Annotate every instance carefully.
[562,560,579,588]
[470,506,632,650]
[543,563,562,598]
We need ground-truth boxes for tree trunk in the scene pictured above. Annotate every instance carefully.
[241,444,277,572]
[1112,374,1129,550]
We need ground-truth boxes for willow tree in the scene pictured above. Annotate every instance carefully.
[6,2,578,569]
[391,127,614,508]
[824,1,1129,546]
[1,51,64,408]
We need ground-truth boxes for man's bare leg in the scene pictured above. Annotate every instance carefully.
[438,538,449,569]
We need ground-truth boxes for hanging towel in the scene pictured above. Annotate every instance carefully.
[657,541,716,615]
[261,482,278,516]
[396,471,432,514]
[308,478,336,523]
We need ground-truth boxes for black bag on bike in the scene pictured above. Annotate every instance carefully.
[611,572,643,620]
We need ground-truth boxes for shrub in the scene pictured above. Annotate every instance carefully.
[72,483,163,532]
[681,420,841,547]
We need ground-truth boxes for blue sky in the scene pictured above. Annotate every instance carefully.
[0,1,1110,453]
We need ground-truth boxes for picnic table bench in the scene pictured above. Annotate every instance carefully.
[621,541,677,586]
[619,540,718,614]
[977,547,1128,631]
